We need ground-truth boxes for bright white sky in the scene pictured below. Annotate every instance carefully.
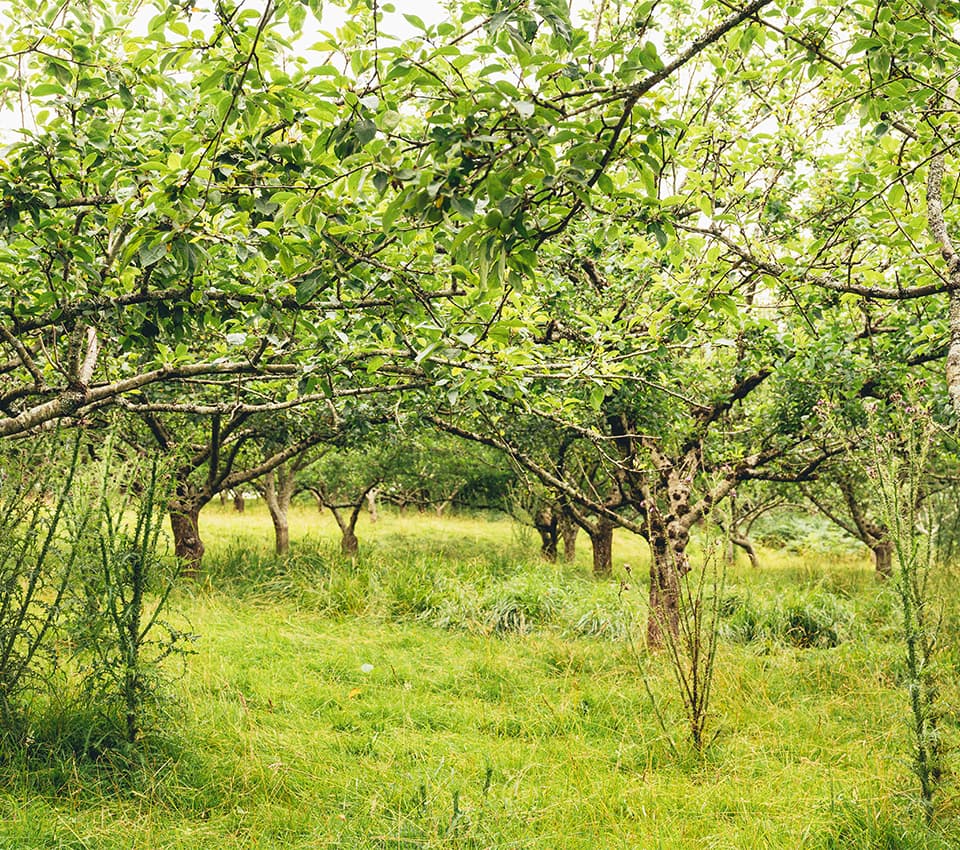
[331,0,445,38]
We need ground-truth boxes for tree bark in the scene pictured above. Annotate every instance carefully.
[533,508,557,564]
[534,507,559,562]
[232,491,245,513]
[588,516,614,577]
[926,147,960,417]
[328,500,365,558]
[644,507,690,649]
[647,541,681,649]
[274,515,289,556]
[537,529,558,561]
[169,502,204,579]
[261,469,295,556]
[341,528,359,556]
[731,534,758,569]
[873,538,893,580]
[366,488,379,523]
[560,509,578,563]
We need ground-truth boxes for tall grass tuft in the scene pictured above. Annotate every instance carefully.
[479,573,564,634]
[722,587,855,649]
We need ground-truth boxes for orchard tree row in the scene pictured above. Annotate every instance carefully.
[1,0,960,643]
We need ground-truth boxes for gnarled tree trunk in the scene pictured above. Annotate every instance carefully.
[732,534,758,569]
[169,501,204,579]
[873,538,893,580]
[559,509,578,564]
[340,527,359,556]
[647,544,682,649]
[644,506,692,649]
[588,516,614,577]
[534,506,559,562]
[232,491,245,513]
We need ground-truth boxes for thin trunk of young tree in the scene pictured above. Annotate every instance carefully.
[329,506,361,556]
[731,534,758,569]
[326,483,378,557]
[809,479,893,581]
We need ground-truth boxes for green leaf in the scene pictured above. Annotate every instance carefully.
[382,191,408,232]
[354,119,377,146]
[596,173,614,194]
[372,171,389,195]
[589,384,605,411]
[32,83,65,97]
[138,240,167,267]
[848,37,882,55]
[647,221,668,249]
[709,294,739,322]
[451,196,475,218]
[296,273,323,305]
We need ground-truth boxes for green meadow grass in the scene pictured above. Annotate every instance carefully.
[1,500,958,848]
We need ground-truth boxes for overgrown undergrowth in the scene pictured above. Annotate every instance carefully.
[1,504,958,849]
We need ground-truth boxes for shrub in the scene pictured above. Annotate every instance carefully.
[68,452,195,746]
[479,575,564,634]
[752,512,863,556]
[722,588,855,649]
[567,606,632,641]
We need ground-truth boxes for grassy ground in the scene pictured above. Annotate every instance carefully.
[2,501,958,848]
